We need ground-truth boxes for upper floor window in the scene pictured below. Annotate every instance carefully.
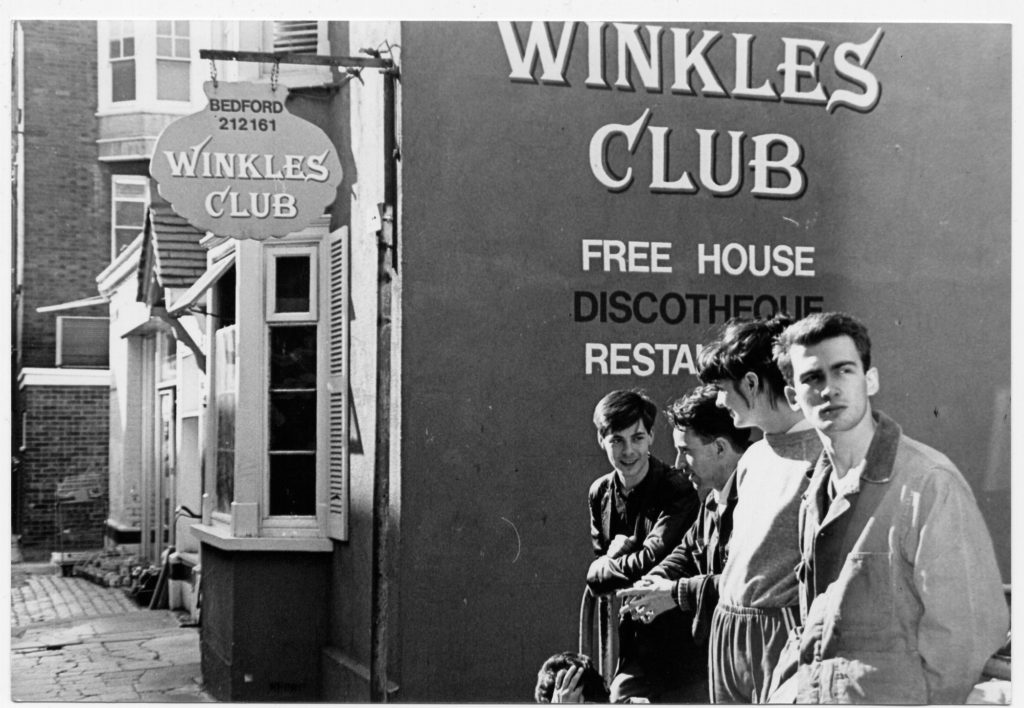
[112,175,149,260]
[156,21,191,101]
[109,21,136,102]
[98,20,202,113]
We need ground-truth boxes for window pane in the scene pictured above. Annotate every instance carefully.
[175,37,190,57]
[114,228,140,255]
[269,391,316,450]
[111,60,136,102]
[158,332,177,381]
[215,325,237,514]
[270,326,316,388]
[157,37,172,56]
[115,201,146,227]
[175,20,190,35]
[109,40,121,59]
[269,454,316,515]
[123,37,134,57]
[275,255,311,313]
[157,20,171,34]
[157,60,190,101]
[215,266,236,327]
[114,181,147,199]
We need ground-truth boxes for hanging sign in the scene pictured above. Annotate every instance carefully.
[150,81,343,240]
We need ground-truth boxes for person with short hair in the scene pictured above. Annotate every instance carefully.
[769,312,1007,703]
[587,389,700,702]
[618,384,751,701]
[534,652,610,703]
[697,315,823,703]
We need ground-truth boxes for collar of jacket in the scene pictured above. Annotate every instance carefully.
[858,410,902,484]
[804,410,903,486]
[611,454,668,500]
[715,466,740,513]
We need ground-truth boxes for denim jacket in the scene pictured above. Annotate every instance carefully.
[792,411,1007,703]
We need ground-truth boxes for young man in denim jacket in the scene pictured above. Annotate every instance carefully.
[771,312,1007,703]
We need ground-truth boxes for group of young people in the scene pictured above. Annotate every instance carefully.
[536,311,1008,704]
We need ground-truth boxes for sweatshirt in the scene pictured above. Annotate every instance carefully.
[717,427,822,608]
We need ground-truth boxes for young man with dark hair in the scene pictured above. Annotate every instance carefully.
[587,389,700,702]
[696,315,823,703]
[618,384,751,701]
[534,652,610,703]
[770,312,1007,703]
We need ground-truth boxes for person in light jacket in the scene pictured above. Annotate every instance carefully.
[770,312,1008,703]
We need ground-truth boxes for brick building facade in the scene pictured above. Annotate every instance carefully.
[17,384,109,551]
[12,21,112,558]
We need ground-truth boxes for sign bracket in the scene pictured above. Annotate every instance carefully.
[199,49,393,70]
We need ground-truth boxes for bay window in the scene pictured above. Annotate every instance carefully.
[199,220,348,547]
[98,20,205,113]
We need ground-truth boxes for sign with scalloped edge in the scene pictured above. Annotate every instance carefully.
[150,81,343,240]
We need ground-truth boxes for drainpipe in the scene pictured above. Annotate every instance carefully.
[370,62,399,703]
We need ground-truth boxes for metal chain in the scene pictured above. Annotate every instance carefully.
[270,60,280,92]
[209,59,218,88]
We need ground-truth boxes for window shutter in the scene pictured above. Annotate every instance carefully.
[327,227,349,541]
[57,317,110,368]
[273,21,320,53]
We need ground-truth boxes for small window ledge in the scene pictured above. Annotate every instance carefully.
[190,523,333,552]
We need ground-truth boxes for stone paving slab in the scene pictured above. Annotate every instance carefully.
[10,564,214,702]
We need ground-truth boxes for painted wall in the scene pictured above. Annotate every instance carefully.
[324,20,401,700]
[395,21,1010,701]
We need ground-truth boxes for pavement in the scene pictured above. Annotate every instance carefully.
[9,561,214,702]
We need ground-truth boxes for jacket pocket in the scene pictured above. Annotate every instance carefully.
[823,552,895,643]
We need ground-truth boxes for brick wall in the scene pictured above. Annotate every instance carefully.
[18,21,108,369]
[19,384,110,555]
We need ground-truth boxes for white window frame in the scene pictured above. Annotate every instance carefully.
[194,220,348,550]
[155,20,192,102]
[111,175,149,261]
[261,242,324,531]
[266,245,319,323]
[97,20,210,116]
[107,20,136,103]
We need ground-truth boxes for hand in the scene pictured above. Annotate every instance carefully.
[616,577,676,624]
[607,534,637,558]
[587,556,615,585]
[552,665,584,703]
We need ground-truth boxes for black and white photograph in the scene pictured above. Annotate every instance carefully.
[3,2,1017,703]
